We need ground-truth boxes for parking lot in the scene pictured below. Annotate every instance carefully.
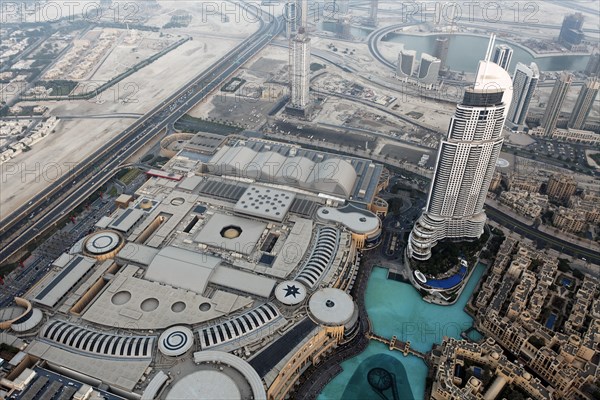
[526,139,588,167]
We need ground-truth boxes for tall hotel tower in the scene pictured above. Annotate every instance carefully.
[288,0,311,114]
[407,35,513,261]
[506,62,539,131]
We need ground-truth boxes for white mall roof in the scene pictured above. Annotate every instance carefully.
[84,231,121,254]
[177,175,204,191]
[34,255,96,308]
[11,308,43,332]
[192,351,266,400]
[117,243,160,266]
[210,266,276,298]
[108,208,146,233]
[94,215,114,229]
[194,213,266,256]
[316,205,380,234]
[145,246,221,294]
[166,370,240,400]
[233,185,295,222]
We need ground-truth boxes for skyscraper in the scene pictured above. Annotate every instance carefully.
[287,0,311,114]
[289,27,311,112]
[367,0,378,26]
[434,37,450,70]
[540,72,573,136]
[585,52,600,77]
[559,13,585,46]
[397,48,416,79]
[417,53,441,88]
[285,0,308,38]
[492,44,513,71]
[506,62,539,131]
[408,35,513,261]
[568,77,600,130]
[284,2,299,39]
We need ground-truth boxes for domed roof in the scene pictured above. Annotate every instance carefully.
[84,230,123,255]
[308,288,355,326]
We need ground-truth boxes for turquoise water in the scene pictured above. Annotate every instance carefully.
[319,262,487,400]
[467,329,485,342]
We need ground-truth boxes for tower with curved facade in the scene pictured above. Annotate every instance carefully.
[408,35,513,261]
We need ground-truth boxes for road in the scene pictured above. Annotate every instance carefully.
[0,195,115,307]
[367,22,415,71]
[0,4,283,265]
[485,206,600,265]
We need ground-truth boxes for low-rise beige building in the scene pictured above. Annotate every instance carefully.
[472,238,600,400]
[499,190,548,219]
[508,174,542,193]
[552,206,588,233]
[569,193,600,224]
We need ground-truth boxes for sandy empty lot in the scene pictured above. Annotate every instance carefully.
[1,2,257,220]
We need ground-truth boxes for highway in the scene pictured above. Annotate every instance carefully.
[0,4,283,265]
[367,22,414,71]
[485,206,600,265]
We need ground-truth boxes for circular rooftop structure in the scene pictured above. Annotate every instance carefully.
[0,298,41,331]
[83,230,124,259]
[496,158,510,168]
[12,308,43,332]
[139,199,154,210]
[160,132,194,158]
[221,225,242,239]
[167,351,266,400]
[275,281,306,306]
[308,288,355,327]
[158,326,194,357]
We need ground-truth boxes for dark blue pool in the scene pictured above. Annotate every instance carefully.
[562,278,572,288]
[425,266,468,290]
[545,314,557,329]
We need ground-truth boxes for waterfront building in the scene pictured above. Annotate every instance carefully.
[397,48,416,79]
